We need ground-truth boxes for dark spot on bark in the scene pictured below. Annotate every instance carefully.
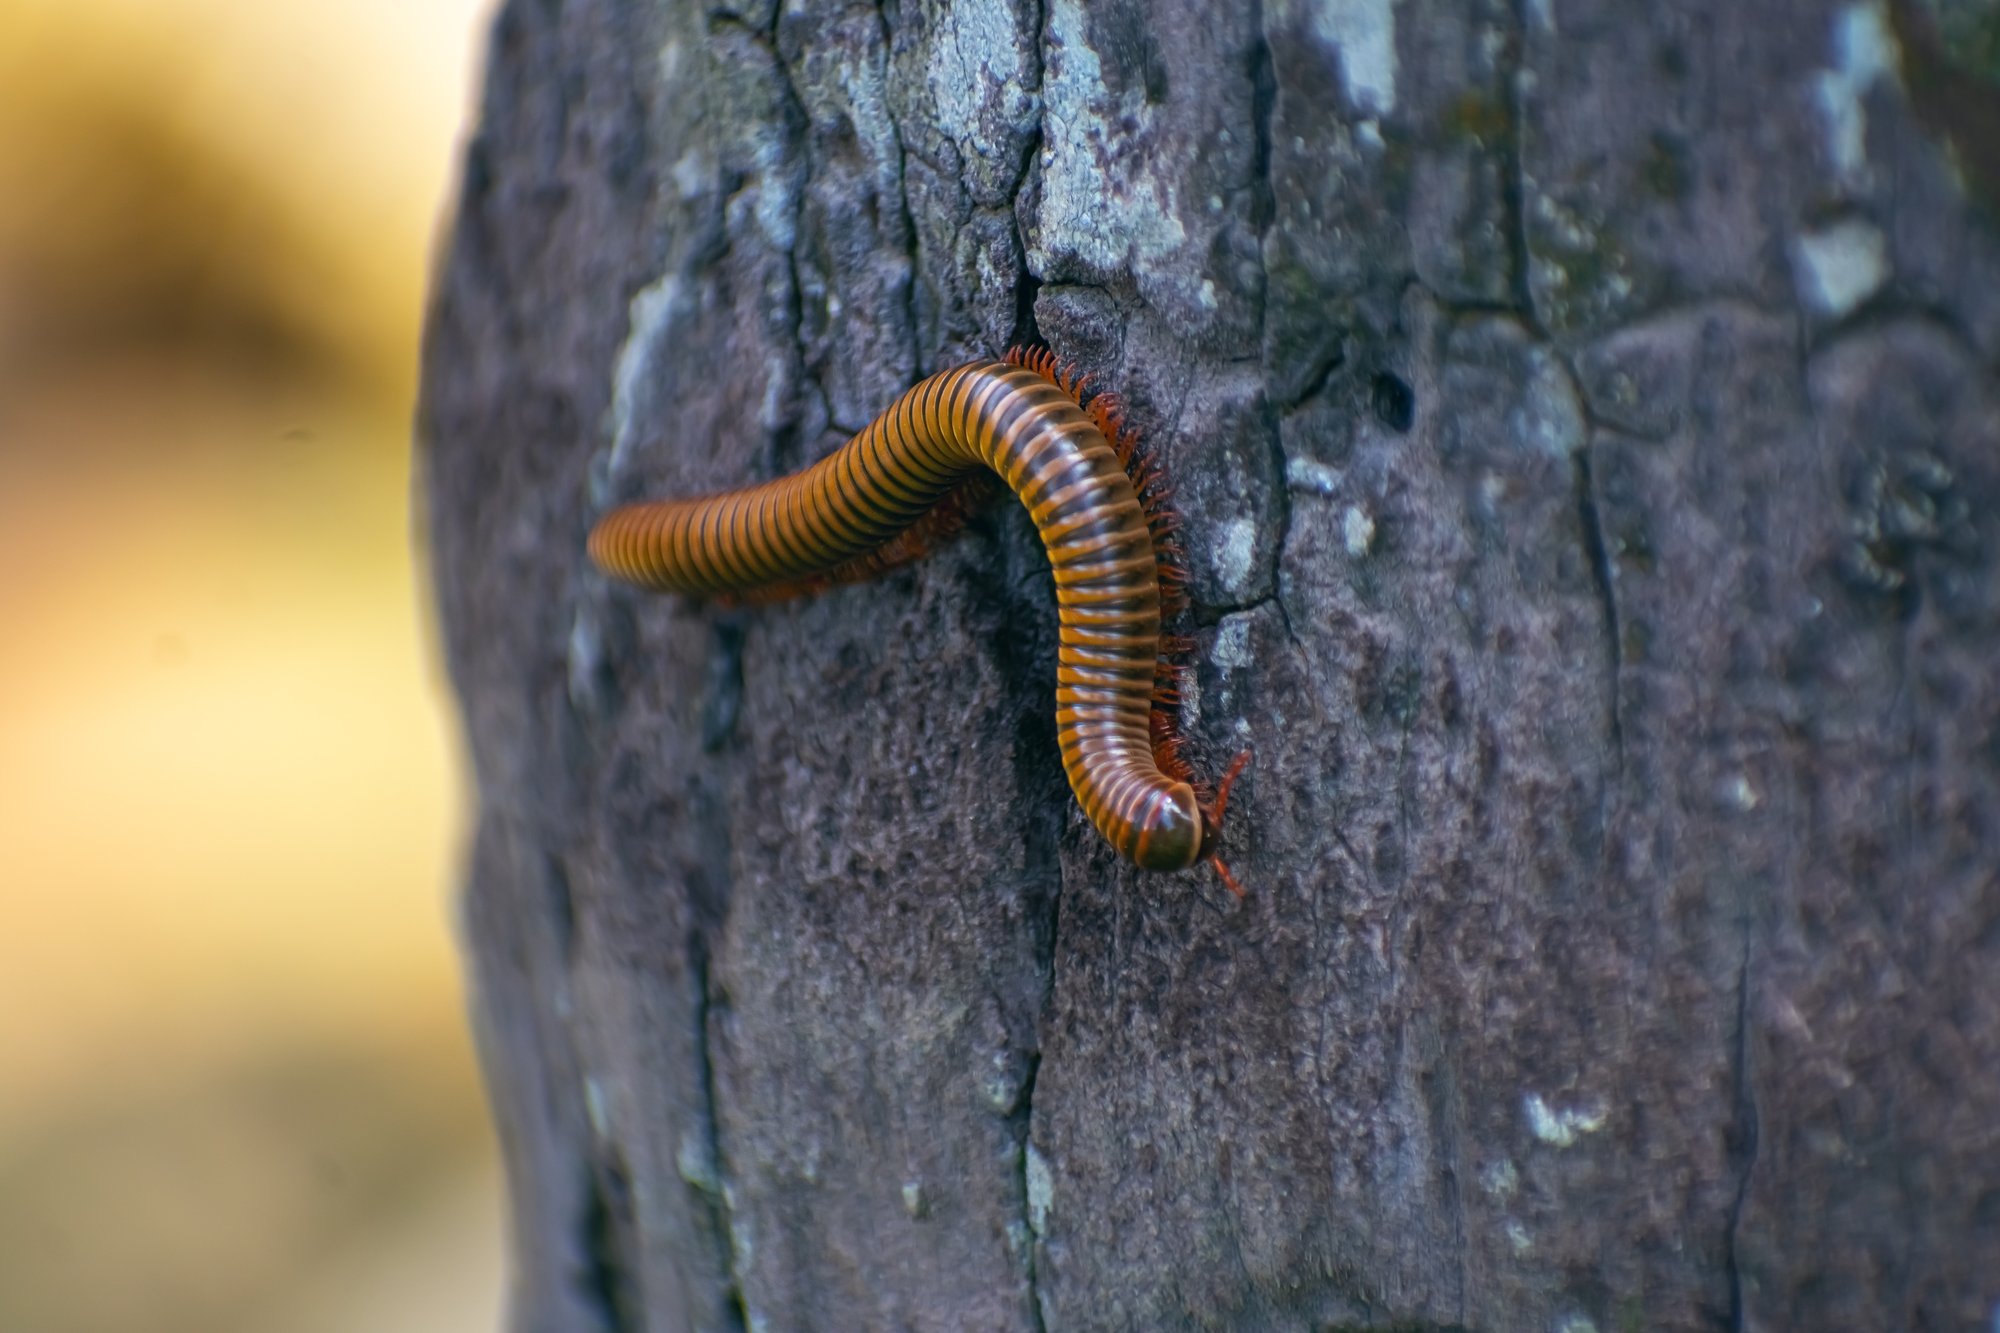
[701,620,746,750]
[1620,617,1651,666]
[1372,820,1404,883]
[579,1151,643,1332]
[1444,90,1509,142]
[1371,371,1415,431]
[1090,0,1172,105]
[1644,131,1693,201]
[1437,663,1464,730]
[545,854,577,961]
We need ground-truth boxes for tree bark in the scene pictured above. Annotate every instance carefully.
[419,0,2000,1328]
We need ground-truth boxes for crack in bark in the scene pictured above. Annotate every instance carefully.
[1499,0,1539,331]
[1006,3,1049,350]
[1500,0,1627,783]
[579,1155,643,1332]
[1248,0,1276,248]
[1573,446,1627,774]
[1010,8,1055,1328]
[692,941,751,1332]
[1014,1053,1052,1333]
[686,753,746,1329]
[1723,929,1760,1332]
[985,563,1060,1333]
[869,0,926,378]
[1200,587,1284,626]
[712,8,824,461]
[1010,0,1049,353]
[1246,2,1291,626]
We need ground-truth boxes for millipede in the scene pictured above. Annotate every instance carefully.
[588,348,1251,895]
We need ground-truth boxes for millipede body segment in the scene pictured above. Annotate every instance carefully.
[589,354,1243,885]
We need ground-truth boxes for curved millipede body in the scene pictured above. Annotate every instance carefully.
[589,353,1246,889]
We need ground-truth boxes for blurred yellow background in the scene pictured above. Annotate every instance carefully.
[0,1,503,1330]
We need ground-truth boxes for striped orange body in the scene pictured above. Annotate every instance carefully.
[589,356,1240,881]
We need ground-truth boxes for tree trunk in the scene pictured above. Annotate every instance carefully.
[418,0,2000,1328]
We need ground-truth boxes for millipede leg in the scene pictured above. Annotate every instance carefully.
[1210,747,1253,824]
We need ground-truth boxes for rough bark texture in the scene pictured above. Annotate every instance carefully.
[419,1,2000,1329]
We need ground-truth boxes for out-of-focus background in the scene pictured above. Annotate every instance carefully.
[0,1,504,1329]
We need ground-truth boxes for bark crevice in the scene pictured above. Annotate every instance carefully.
[1723,931,1760,1333]
[691,942,750,1332]
[1571,445,1625,774]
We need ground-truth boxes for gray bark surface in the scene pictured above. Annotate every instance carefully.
[419,1,2000,1328]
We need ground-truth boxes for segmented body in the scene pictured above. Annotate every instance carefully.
[589,353,1242,883]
